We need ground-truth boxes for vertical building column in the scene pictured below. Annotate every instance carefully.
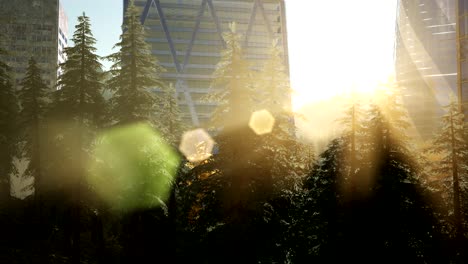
[457,0,468,115]
[456,0,463,111]
[279,0,290,75]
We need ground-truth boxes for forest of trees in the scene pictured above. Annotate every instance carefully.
[1,2,468,263]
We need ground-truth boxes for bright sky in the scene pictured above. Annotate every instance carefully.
[61,0,397,109]
[61,0,122,69]
[286,1,398,109]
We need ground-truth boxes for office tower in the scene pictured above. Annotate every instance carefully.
[0,0,68,89]
[395,0,467,139]
[125,0,290,127]
[457,0,468,113]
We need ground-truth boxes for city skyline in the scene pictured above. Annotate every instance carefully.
[1,2,467,261]
[61,0,398,113]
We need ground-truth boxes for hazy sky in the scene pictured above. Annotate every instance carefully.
[61,0,123,69]
[61,0,397,108]
[286,1,398,108]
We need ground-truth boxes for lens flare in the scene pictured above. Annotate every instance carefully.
[179,128,214,163]
[88,123,180,212]
[249,109,275,135]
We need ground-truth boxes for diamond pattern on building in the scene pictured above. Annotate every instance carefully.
[124,0,290,127]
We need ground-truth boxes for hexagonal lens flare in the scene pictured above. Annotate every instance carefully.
[179,129,215,163]
[249,109,275,135]
[87,123,180,212]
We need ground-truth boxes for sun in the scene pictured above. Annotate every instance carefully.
[286,0,398,110]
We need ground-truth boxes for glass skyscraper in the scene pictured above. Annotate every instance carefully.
[0,0,68,90]
[395,0,468,139]
[125,0,290,127]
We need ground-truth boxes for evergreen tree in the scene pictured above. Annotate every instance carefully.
[207,22,253,132]
[246,43,311,262]
[337,93,364,195]
[0,39,18,199]
[291,137,349,262]
[357,101,442,261]
[54,14,105,127]
[17,57,48,196]
[254,40,303,192]
[360,83,414,194]
[176,23,278,264]
[203,21,257,206]
[158,83,185,146]
[50,13,105,263]
[50,13,105,193]
[429,99,467,241]
[373,83,413,153]
[107,0,165,125]
[257,39,292,117]
[106,2,173,262]
[293,95,444,262]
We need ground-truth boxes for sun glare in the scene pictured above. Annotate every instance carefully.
[287,1,397,110]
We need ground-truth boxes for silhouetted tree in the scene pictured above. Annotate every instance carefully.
[293,97,444,262]
[292,137,349,262]
[51,13,105,263]
[255,39,304,192]
[17,57,48,198]
[338,94,364,196]
[358,105,442,262]
[177,23,289,263]
[107,0,165,125]
[106,2,175,262]
[206,22,253,132]
[203,21,257,212]
[0,40,18,200]
[429,98,467,249]
[158,83,185,146]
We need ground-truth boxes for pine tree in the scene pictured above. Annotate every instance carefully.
[158,83,185,146]
[293,137,349,262]
[257,39,292,118]
[17,57,48,196]
[257,40,296,159]
[176,23,270,264]
[0,39,18,199]
[373,82,412,153]
[359,83,414,192]
[206,22,256,195]
[54,14,105,127]
[51,13,105,191]
[294,92,443,262]
[51,13,105,263]
[207,22,253,133]
[253,40,305,196]
[203,21,257,208]
[337,93,364,195]
[107,0,165,125]
[106,3,172,262]
[358,101,441,261]
[430,99,467,241]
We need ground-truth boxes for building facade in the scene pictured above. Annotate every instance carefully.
[125,0,290,127]
[0,0,68,90]
[395,0,468,139]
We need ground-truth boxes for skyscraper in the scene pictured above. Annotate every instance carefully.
[395,0,467,139]
[0,0,68,90]
[457,0,468,112]
[125,0,290,127]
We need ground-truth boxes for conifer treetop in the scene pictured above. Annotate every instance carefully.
[54,13,105,126]
[18,57,48,127]
[107,0,166,124]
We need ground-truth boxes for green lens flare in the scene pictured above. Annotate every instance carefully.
[88,123,180,212]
